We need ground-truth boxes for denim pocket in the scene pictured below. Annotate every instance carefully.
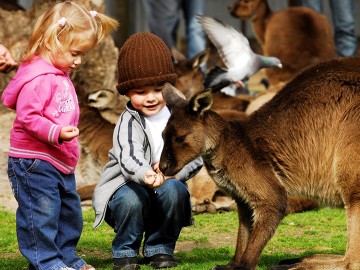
[19,158,41,174]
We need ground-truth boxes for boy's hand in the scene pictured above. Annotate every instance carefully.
[59,126,79,141]
[144,170,164,188]
[153,162,177,180]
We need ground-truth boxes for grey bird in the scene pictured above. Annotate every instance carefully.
[197,15,282,93]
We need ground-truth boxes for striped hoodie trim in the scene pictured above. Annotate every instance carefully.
[9,147,75,173]
[48,124,58,144]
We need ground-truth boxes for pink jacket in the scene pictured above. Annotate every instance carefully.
[1,57,79,174]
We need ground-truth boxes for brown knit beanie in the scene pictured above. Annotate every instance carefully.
[116,32,177,95]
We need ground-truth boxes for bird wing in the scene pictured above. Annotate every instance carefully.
[197,15,253,70]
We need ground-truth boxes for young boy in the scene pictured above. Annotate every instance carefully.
[92,32,203,270]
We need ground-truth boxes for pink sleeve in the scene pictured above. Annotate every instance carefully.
[15,76,63,146]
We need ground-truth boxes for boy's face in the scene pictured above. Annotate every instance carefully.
[127,85,166,116]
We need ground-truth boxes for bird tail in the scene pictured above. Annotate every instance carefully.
[204,66,231,92]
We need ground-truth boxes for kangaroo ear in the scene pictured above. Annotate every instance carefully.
[87,89,115,109]
[191,48,209,69]
[190,90,213,115]
[171,47,186,64]
[162,83,187,107]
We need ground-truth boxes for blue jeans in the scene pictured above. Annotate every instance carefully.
[105,179,193,258]
[141,0,206,59]
[182,0,206,59]
[7,157,87,270]
[300,0,357,57]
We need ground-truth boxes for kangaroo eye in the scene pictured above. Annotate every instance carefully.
[175,134,186,143]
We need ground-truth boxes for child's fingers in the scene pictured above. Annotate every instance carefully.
[153,174,164,188]
[152,162,160,172]
[144,175,156,186]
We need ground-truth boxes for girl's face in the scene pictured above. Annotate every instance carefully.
[48,41,92,73]
[127,85,166,116]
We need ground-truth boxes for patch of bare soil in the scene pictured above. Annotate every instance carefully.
[175,232,236,252]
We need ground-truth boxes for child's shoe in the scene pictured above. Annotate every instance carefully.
[145,254,177,269]
[113,257,140,270]
[80,265,96,270]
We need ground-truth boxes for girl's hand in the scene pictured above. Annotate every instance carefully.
[59,126,79,141]
[144,170,164,188]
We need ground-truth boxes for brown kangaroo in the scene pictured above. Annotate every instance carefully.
[159,57,360,270]
[228,0,336,86]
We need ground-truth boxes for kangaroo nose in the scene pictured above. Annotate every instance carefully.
[159,162,168,174]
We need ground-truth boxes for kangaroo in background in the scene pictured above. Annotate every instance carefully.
[159,57,360,270]
[228,0,336,86]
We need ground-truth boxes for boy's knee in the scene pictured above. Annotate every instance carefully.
[162,179,189,201]
[111,185,150,212]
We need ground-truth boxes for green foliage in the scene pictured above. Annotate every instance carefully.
[0,207,346,270]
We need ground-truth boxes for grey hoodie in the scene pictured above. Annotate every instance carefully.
[92,103,203,228]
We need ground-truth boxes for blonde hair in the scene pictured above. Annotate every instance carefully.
[22,1,118,62]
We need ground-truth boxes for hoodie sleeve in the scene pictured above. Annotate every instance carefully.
[14,75,64,146]
[176,156,203,182]
[2,80,19,110]
[2,65,26,110]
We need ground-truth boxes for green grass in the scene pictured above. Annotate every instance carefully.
[0,207,346,270]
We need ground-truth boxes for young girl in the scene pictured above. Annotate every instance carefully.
[1,2,118,270]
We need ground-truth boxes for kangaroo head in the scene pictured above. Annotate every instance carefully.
[160,83,214,176]
[228,0,268,19]
[172,48,209,99]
